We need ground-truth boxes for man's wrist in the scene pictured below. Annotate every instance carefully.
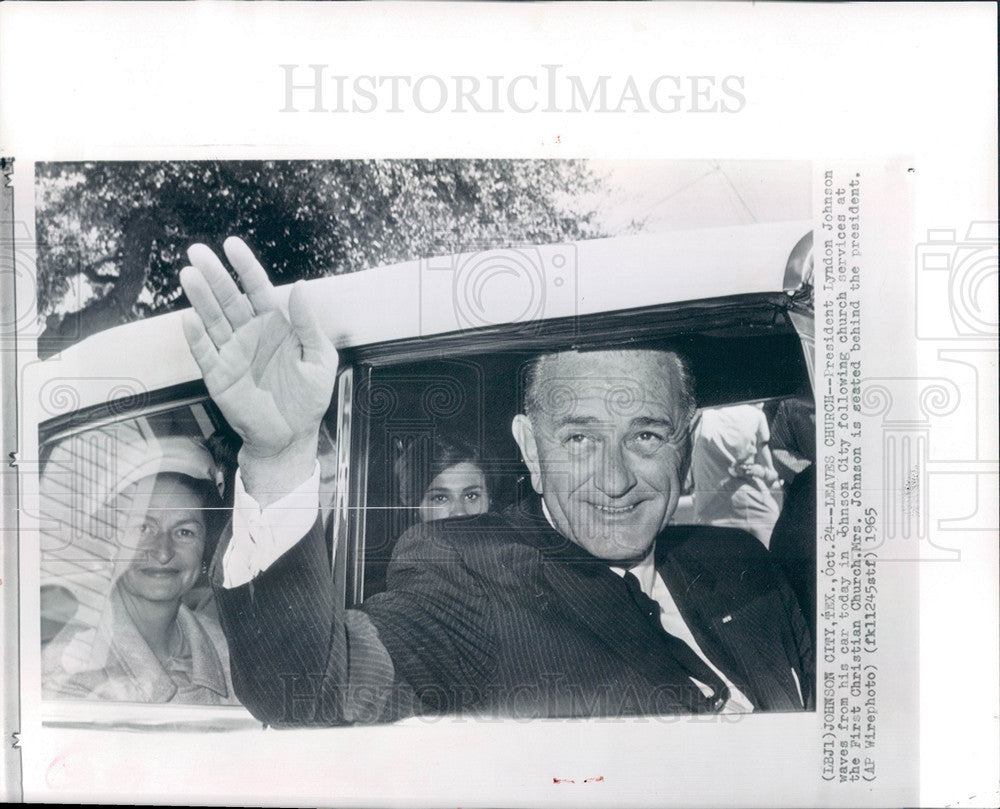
[238,435,319,508]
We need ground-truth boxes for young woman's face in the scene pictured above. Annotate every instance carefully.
[417,462,490,523]
[116,476,207,604]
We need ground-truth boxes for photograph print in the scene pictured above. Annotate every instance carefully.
[32,159,816,727]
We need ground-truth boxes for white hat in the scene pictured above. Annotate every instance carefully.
[108,435,216,499]
[39,429,220,607]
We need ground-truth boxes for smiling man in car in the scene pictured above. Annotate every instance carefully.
[179,237,812,724]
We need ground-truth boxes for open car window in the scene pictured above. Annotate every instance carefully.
[353,297,814,604]
[38,395,258,728]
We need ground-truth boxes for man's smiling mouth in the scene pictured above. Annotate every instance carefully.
[592,503,639,515]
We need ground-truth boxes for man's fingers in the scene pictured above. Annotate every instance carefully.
[180,265,234,348]
[181,309,219,377]
[223,236,277,314]
[188,245,254,330]
[289,281,338,370]
[186,243,252,317]
[185,242,254,330]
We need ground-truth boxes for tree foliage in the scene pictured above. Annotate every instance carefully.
[34,160,605,355]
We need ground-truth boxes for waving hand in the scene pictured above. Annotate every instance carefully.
[180,238,338,505]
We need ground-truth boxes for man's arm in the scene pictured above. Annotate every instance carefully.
[211,510,494,724]
[181,240,493,724]
[223,465,320,588]
[180,235,338,645]
[181,238,392,724]
[210,515,403,726]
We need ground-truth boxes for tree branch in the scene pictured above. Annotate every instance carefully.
[76,249,121,283]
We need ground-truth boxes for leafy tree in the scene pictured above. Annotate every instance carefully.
[34,160,605,357]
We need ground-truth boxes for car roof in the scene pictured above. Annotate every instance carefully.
[29,219,812,421]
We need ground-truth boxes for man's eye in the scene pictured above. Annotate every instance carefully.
[565,433,590,445]
[430,494,449,504]
[464,492,480,501]
[631,431,666,451]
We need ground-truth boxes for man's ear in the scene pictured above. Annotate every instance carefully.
[677,420,694,485]
[511,414,543,494]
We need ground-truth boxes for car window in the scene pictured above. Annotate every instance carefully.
[38,397,246,714]
[358,353,527,599]
[355,317,813,602]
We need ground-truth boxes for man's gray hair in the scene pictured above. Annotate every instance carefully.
[522,348,697,439]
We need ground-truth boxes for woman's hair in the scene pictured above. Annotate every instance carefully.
[394,434,486,508]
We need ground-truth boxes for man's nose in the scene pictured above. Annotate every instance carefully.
[595,444,637,497]
[149,531,175,564]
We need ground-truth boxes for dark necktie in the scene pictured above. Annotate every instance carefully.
[622,570,730,713]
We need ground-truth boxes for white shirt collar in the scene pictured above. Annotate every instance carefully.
[540,498,755,712]
[609,549,657,596]
[540,499,657,595]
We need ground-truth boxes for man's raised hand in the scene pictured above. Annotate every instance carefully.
[179,237,338,505]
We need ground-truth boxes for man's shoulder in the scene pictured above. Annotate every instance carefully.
[656,523,804,615]
[656,523,776,579]
[392,510,553,570]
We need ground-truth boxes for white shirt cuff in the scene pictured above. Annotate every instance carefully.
[221,462,322,589]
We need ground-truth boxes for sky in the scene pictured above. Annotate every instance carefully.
[579,159,812,236]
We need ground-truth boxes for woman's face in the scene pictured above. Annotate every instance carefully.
[417,462,490,523]
[116,476,207,604]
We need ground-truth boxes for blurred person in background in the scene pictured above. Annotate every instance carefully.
[691,403,781,546]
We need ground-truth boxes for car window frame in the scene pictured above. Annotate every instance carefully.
[341,290,814,607]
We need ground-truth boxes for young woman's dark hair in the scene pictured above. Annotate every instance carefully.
[393,433,490,518]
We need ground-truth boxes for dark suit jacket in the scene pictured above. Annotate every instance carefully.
[213,499,813,726]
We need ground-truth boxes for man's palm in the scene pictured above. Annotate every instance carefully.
[205,310,335,458]
[179,237,338,464]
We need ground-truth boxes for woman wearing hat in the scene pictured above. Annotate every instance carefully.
[42,436,239,705]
